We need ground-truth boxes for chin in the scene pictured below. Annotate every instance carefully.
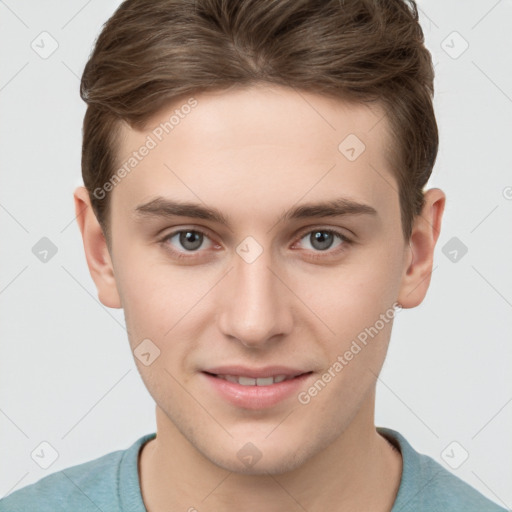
[198,434,318,476]
[216,449,310,476]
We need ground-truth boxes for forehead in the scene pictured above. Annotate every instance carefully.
[112,84,397,224]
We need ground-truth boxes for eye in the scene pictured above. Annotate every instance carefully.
[159,226,352,261]
[293,228,351,256]
[161,229,216,257]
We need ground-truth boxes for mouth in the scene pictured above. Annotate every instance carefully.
[202,371,313,386]
[200,370,315,409]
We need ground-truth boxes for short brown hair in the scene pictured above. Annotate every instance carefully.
[80,0,437,243]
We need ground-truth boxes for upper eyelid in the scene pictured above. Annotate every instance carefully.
[294,225,352,241]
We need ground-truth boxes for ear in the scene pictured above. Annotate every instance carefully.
[73,186,122,309]
[397,188,446,308]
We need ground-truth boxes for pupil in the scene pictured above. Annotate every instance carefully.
[180,231,202,250]
[312,231,333,250]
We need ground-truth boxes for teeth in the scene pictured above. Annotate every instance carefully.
[256,377,274,386]
[217,374,292,386]
[239,376,257,386]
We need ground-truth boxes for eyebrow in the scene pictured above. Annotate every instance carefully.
[133,196,378,227]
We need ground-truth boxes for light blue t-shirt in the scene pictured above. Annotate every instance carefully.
[0,427,507,511]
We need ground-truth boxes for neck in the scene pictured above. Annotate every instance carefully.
[139,392,402,512]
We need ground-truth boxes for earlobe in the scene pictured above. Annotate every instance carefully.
[73,186,122,309]
[397,188,446,308]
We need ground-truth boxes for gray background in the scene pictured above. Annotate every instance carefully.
[1,0,511,507]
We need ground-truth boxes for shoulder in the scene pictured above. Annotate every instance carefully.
[0,451,121,512]
[0,433,155,512]
[377,427,508,512]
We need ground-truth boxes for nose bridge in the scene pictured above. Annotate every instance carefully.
[218,239,291,347]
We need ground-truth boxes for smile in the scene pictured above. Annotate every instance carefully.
[213,374,295,385]
[201,371,314,409]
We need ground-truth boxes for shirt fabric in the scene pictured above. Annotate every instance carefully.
[0,427,507,511]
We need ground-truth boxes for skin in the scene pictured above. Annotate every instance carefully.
[74,83,445,512]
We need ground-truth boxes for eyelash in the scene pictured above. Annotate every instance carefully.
[159,227,353,261]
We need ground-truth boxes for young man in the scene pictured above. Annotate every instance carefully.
[1,0,507,511]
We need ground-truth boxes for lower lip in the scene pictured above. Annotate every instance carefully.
[201,372,313,410]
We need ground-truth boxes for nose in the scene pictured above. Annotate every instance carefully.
[217,246,293,349]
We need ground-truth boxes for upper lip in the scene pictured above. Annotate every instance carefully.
[203,366,311,379]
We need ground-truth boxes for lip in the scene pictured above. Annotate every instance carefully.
[200,369,314,410]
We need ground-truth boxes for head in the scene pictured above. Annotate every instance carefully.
[75,0,445,475]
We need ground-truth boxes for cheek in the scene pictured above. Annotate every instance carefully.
[298,252,400,326]
[113,248,182,345]
[115,250,213,377]
[289,242,402,366]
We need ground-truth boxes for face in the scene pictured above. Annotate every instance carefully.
[105,84,410,474]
